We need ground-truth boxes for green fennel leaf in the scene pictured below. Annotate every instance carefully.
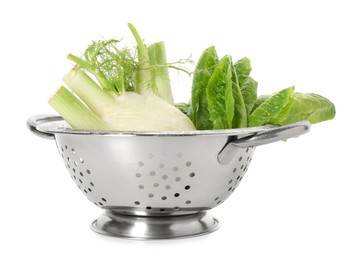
[68,39,137,94]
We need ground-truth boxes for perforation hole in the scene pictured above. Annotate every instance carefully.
[66,149,202,212]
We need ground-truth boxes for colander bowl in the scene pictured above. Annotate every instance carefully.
[28,114,310,239]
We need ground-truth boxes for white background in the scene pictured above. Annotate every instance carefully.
[1,0,360,259]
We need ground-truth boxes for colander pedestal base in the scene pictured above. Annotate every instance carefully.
[91,210,220,239]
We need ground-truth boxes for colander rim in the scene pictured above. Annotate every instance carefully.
[36,117,276,137]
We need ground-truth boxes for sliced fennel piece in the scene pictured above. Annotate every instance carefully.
[101,92,195,131]
[49,23,196,132]
[63,66,114,117]
[148,41,174,105]
[128,23,153,95]
[51,68,195,131]
[48,86,108,130]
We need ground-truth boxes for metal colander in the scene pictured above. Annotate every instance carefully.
[28,114,310,239]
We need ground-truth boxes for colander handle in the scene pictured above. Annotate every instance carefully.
[27,114,61,139]
[218,121,311,165]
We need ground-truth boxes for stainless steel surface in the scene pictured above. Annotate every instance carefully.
[26,114,61,139]
[217,121,311,164]
[49,127,256,215]
[91,210,219,239]
[28,114,311,239]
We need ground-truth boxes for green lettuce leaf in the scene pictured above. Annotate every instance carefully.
[278,93,336,125]
[248,86,295,126]
[231,64,248,128]
[251,94,270,113]
[233,57,257,118]
[206,55,234,129]
[234,57,252,87]
[190,46,219,129]
[240,76,258,116]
